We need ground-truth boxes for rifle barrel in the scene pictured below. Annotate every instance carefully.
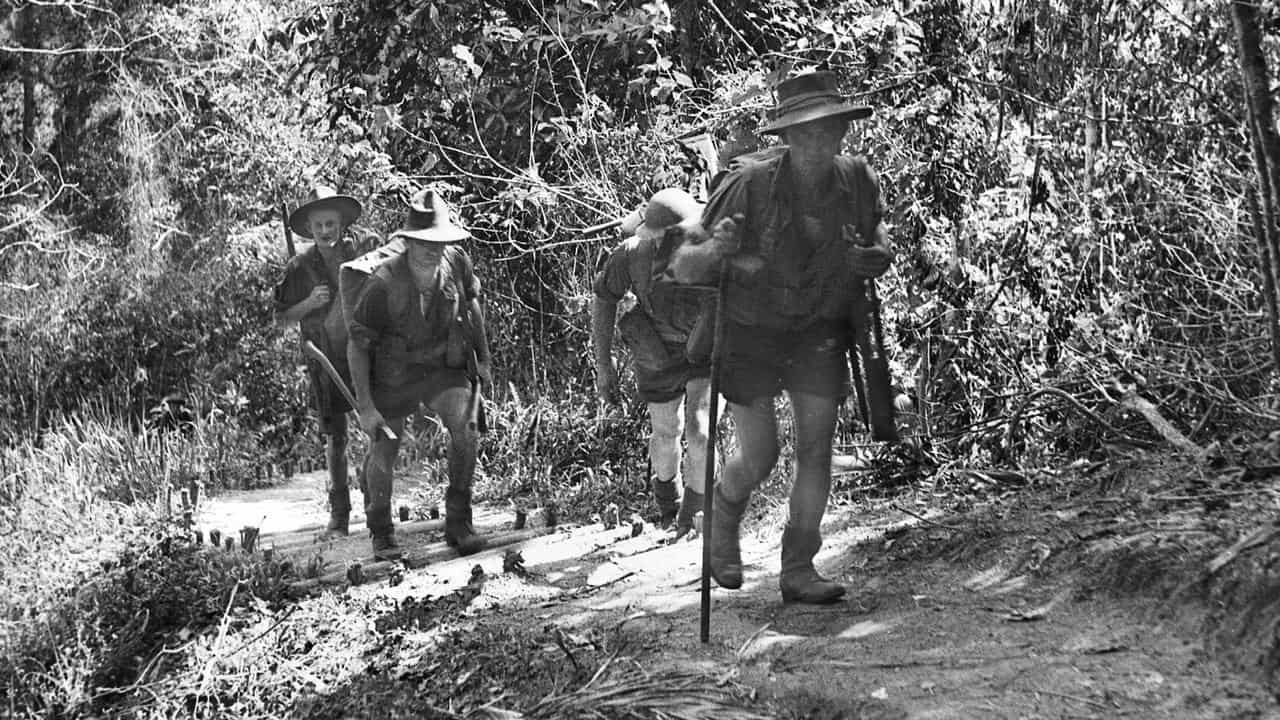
[580,218,622,237]
[281,202,297,259]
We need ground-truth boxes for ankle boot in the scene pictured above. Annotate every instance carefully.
[710,487,749,589]
[779,523,845,604]
[366,506,401,560]
[321,484,351,539]
[445,486,485,556]
[672,487,704,541]
[363,458,399,560]
[651,477,679,529]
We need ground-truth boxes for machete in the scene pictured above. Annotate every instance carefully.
[302,339,397,441]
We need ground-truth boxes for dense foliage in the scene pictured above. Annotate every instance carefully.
[0,0,1275,472]
[283,0,1279,464]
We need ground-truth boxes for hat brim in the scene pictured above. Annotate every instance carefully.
[759,103,873,135]
[392,226,471,244]
[289,196,363,238]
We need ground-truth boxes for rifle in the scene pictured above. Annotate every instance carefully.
[580,217,623,237]
[849,231,899,443]
[465,348,488,434]
[281,202,296,259]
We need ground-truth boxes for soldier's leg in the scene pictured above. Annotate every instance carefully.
[364,415,406,560]
[776,321,850,603]
[780,391,845,603]
[672,375,710,539]
[709,398,778,589]
[710,320,784,588]
[321,413,351,539]
[646,396,683,528]
[637,352,693,529]
[423,374,483,556]
[682,375,710,493]
[720,398,778,501]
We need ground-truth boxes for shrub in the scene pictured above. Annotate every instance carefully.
[0,410,295,718]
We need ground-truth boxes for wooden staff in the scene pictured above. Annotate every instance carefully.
[700,261,729,643]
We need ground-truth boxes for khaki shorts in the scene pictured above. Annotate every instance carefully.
[635,341,710,403]
[718,320,850,405]
[372,365,471,420]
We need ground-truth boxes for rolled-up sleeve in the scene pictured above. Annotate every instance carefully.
[592,244,632,302]
[348,280,388,351]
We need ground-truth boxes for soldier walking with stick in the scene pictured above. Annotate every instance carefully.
[273,186,365,540]
[672,71,895,604]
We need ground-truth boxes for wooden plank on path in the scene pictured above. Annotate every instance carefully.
[288,526,557,593]
[262,518,449,552]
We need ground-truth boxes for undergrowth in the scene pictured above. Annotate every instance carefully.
[387,393,653,525]
[0,408,295,719]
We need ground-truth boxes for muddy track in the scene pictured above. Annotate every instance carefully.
[193,468,1280,719]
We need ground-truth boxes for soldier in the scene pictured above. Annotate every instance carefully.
[273,186,364,540]
[672,71,894,603]
[591,188,710,539]
[343,189,492,560]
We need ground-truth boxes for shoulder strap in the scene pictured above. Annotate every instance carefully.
[443,246,471,297]
[623,236,657,314]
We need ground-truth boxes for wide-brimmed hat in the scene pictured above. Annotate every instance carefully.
[391,188,470,244]
[618,188,703,242]
[288,185,363,238]
[759,71,872,135]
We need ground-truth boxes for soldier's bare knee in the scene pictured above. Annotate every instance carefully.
[740,440,779,477]
[651,420,681,443]
[793,435,830,465]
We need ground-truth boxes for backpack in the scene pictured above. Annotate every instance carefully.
[339,237,479,369]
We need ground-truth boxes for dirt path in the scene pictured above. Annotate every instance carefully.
[195,471,1280,719]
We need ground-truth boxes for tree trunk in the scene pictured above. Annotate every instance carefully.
[1230,0,1280,372]
[1246,189,1280,368]
[14,3,36,153]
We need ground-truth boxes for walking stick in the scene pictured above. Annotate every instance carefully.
[700,260,729,644]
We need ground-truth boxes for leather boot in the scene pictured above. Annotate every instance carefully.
[651,477,679,529]
[366,505,401,560]
[321,483,351,540]
[444,486,485,556]
[321,434,351,539]
[709,487,749,589]
[779,523,845,604]
[672,487,703,541]
[363,451,400,560]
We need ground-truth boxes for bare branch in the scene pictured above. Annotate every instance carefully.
[0,32,158,57]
